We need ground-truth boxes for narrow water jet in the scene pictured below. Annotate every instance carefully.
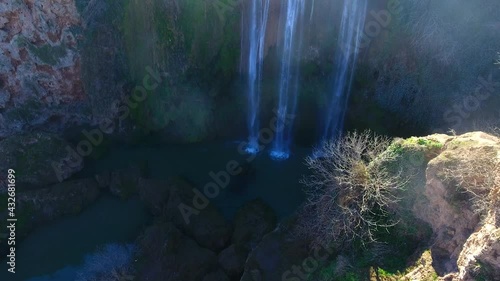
[241,0,270,154]
[321,0,367,141]
[270,0,306,160]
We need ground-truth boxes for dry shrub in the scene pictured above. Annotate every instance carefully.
[299,130,407,247]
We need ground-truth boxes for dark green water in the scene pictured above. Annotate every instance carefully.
[0,196,151,281]
[81,141,311,219]
[0,142,311,280]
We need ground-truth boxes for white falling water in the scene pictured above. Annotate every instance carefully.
[243,0,270,154]
[270,0,305,160]
[321,0,367,141]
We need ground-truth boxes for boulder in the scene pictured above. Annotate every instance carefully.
[240,217,313,281]
[135,177,231,252]
[232,198,277,251]
[162,177,231,252]
[0,132,83,189]
[218,244,247,279]
[108,165,144,198]
[136,222,218,281]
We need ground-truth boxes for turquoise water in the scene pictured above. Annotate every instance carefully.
[0,141,310,280]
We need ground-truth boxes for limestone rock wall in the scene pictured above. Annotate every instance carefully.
[0,0,90,139]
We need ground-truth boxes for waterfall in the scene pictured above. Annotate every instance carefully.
[270,0,305,160]
[242,0,270,154]
[321,0,367,141]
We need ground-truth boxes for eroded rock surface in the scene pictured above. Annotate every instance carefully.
[0,0,90,138]
[404,132,500,280]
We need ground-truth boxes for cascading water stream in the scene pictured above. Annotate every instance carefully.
[320,0,367,141]
[242,0,270,154]
[270,0,305,160]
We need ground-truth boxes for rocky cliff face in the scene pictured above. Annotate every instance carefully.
[0,0,90,139]
[1,0,499,144]
[410,132,500,279]
[235,132,500,281]
[0,0,244,142]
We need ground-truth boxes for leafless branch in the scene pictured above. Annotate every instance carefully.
[298,130,406,247]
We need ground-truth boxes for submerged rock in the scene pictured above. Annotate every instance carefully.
[108,164,145,198]
[136,222,218,281]
[137,177,231,252]
[232,198,277,251]
[162,177,231,252]
[240,216,313,281]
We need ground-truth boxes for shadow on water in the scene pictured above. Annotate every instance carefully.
[1,141,310,280]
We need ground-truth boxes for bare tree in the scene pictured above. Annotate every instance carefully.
[299,131,406,247]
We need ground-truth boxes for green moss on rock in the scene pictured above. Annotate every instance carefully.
[14,37,68,65]
[0,132,83,188]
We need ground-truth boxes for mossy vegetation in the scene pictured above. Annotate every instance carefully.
[4,98,44,125]
[472,261,495,281]
[374,258,439,281]
[0,132,69,184]
[387,137,443,158]
[28,43,68,65]
[16,36,68,65]
[121,0,239,141]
